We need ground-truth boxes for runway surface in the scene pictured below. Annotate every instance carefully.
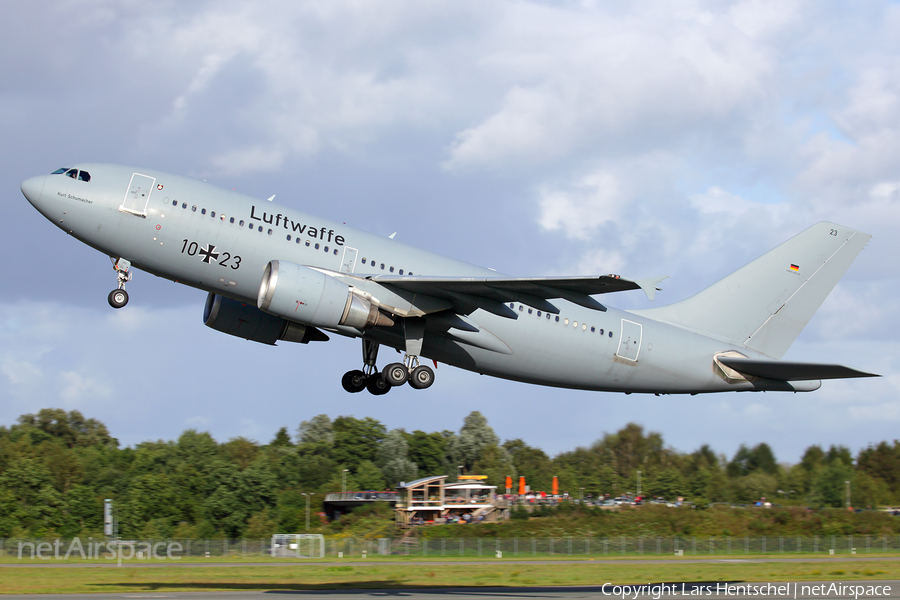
[1,581,899,600]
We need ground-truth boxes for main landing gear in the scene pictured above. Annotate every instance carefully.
[108,257,132,309]
[341,332,436,395]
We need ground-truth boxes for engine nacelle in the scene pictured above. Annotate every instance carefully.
[203,292,327,345]
[257,261,393,329]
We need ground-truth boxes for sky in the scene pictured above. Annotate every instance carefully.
[2,0,899,465]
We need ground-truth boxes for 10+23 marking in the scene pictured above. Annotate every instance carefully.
[180,239,242,270]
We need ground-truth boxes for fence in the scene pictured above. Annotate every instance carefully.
[4,535,900,559]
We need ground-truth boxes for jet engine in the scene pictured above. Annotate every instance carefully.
[203,292,327,345]
[257,260,393,329]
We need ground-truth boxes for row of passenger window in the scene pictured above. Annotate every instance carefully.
[169,198,340,256]
[510,303,614,337]
[359,258,412,276]
[166,197,422,271]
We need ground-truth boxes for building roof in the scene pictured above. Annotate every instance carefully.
[397,475,447,489]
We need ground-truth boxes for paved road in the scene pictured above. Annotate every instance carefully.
[1,581,899,600]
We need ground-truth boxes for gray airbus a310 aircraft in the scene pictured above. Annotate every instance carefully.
[21,164,877,395]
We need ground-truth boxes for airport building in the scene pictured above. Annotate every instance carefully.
[394,475,507,526]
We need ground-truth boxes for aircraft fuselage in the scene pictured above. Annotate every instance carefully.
[23,164,870,395]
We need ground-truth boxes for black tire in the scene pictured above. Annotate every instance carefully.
[409,365,435,389]
[366,374,391,395]
[108,289,129,309]
[382,362,409,386]
[341,370,367,393]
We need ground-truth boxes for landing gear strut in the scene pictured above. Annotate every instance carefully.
[382,356,435,390]
[340,319,437,394]
[342,339,391,395]
[108,257,132,309]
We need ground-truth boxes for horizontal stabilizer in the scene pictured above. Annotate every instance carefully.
[717,356,879,381]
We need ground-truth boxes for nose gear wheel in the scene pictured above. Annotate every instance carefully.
[108,257,133,309]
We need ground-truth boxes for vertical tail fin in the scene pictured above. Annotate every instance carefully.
[637,222,871,358]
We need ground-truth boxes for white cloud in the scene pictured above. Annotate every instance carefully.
[58,371,113,404]
[5,0,900,462]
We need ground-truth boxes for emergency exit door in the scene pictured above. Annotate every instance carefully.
[616,319,643,362]
[120,173,156,216]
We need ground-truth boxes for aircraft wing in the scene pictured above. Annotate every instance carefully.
[717,356,879,381]
[368,274,667,318]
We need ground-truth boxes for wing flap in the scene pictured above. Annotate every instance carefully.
[717,356,879,381]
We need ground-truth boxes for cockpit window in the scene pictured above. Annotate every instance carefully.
[51,167,91,182]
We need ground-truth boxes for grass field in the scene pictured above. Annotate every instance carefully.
[0,558,898,594]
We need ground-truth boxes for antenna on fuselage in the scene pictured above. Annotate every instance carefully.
[267,195,275,202]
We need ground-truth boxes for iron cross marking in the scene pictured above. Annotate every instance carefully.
[199,244,219,264]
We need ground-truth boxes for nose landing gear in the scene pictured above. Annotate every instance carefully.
[108,258,133,309]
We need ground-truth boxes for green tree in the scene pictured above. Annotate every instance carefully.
[331,417,386,471]
[727,443,778,478]
[858,441,900,496]
[472,443,516,488]
[354,460,386,490]
[270,427,293,448]
[809,460,854,508]
[296,414,334,445]
[450,411,499,472]
[504,439,552,491]
[377,429,418,486]
[405,430,447,475]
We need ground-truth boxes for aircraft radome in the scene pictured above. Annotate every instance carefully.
[21,164,878,395]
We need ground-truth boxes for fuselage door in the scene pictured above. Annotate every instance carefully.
[616,319,643,362]
[120,173,156,216]
[340,246,359,273]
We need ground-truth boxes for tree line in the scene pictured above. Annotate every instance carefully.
[1,408,898,538]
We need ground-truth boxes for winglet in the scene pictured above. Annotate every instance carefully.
[633,275,668,302]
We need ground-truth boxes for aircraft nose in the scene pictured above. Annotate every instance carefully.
[21,175,46,208]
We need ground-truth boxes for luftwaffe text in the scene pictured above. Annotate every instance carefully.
[250,205,345,245]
